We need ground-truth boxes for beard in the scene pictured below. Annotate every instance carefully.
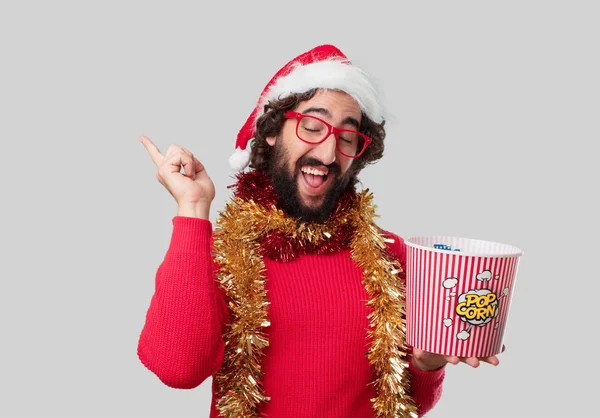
[267,140,353,223]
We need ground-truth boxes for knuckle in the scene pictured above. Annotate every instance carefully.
[167,144,181,154]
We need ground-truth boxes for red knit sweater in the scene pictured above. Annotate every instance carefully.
[138,216,445,417]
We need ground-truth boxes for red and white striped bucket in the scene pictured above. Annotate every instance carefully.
[405,236,523,358]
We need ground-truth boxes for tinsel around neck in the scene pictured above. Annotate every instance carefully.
[227,170,358,262]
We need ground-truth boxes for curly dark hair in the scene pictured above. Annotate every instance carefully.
[249,89,386,182]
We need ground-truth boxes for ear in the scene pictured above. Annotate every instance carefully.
[266,135,277,146]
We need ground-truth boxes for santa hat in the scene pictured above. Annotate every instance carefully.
[229,44,384,171]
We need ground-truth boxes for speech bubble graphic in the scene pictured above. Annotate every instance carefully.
[443,278,458,289]
[476,270,493,282]
[443,318,453,328]
[455,289,499,326]
[457,330,471,340]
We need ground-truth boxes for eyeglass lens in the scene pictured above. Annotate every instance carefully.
[298,117,364,157]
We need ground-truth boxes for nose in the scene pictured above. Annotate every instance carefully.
[311,133,337,165]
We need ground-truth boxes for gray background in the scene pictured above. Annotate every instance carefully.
[1,0,597,416]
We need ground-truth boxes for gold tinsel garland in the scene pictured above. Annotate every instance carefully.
[212,191,418,418]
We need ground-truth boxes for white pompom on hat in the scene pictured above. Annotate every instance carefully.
[230,44,384,171]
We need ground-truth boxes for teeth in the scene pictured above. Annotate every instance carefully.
[301,167,327,176]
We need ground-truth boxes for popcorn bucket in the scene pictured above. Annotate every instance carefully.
[404,236,523,358]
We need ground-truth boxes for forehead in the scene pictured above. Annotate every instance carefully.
[296,89,362,118]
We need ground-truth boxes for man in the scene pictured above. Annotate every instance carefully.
[138,45,502,418]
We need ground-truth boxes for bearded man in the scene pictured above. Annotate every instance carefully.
[137,44,502,418]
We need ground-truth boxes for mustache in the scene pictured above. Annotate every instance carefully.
[296,157,341,175]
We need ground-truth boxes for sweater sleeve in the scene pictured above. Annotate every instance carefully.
[383,230,445,416]
[409,358,445,417]
[137,216,229,389]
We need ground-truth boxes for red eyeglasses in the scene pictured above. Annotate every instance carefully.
[284,111,372,158]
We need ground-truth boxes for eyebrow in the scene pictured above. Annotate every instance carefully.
[300,107,361,130]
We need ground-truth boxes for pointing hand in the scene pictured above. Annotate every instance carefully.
[139,135,215,218]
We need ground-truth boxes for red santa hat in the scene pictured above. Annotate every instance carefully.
[229,44,384,171]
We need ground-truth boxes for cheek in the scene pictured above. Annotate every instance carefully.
[285,139,314,161]
[339,157,353,174]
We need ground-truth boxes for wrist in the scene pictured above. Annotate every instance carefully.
[177,203,210,219]
[411,356,445,372]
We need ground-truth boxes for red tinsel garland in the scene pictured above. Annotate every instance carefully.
[229,170,358,262]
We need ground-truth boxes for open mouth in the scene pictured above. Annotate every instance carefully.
[300,166,329,189]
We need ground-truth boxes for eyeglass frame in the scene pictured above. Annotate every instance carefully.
[283,111,373,158]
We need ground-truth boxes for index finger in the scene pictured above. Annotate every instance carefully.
[139,135,164,167]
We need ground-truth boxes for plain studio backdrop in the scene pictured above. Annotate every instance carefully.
[1,1,597,417]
